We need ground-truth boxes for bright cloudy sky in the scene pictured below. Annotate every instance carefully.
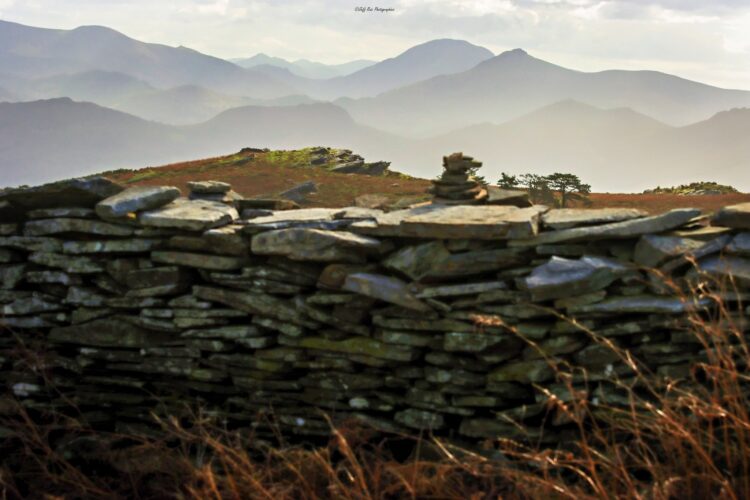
[1,0,750,89]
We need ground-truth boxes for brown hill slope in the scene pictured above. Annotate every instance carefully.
[101,148,432,208]
[101,148,750,213]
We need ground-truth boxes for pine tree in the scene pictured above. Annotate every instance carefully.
[546,173,591,207]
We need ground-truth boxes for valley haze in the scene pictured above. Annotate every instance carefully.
[0,18,748,193]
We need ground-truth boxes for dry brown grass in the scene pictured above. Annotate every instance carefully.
[2,272,750,499]
[102,150,432,208]
[587,192,750,215]
[100,149,750,213]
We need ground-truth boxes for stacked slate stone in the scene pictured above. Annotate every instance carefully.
[188,181,242,204]
[430,152,488,205]
[2,173,750,442]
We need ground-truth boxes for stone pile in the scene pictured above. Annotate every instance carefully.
[1,173,750,442]
[430,153,488,205]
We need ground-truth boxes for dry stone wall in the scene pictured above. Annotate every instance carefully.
[1,176,750,442]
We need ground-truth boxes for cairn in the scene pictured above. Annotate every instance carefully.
[430,152,488,205]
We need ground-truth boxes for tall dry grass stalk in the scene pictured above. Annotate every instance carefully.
[1,269,749,499]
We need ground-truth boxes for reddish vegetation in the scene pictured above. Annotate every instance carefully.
[587,192,750,214]
[104,150,750,213]
[104,151,432,208]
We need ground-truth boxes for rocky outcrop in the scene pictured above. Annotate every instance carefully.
[279,181,317,203]
[1,174,750,443]
[309,147,391,176]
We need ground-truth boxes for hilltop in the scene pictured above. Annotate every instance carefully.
[99,147,750,213]
[100,147,432,208]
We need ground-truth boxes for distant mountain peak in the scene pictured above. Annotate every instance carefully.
[399,38,494,58]
[70,24,126,38]
[496,48,531,60]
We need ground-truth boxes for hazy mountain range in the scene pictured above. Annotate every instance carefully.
[0,19,748,191]
[3,97,748,193]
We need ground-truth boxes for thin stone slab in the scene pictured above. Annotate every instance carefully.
[139,199,238,231]
[542,208,647,230]
[523,251,627,303]
[298,336,417,362]
[151,251,245,271]
[510,209,701,247]
[193,285,318,328]
[382,241,451,280]
[24,218,135,237]
[690,255,750,286]
[343,273,432,312]
[29,252,103,273]
[374,318,473,335]
[352,205,545,240]
[96,186,181,218]
[485,186,532,207]
[25,270,82,286]
[65,286,107,307]
[488,360,555,384]
[125,266,192,290]
[443,332,510,352]
[49,317,171,347]
[242,208,347,233]
[633,235,705,267]
[568,295,712,315]
[202,225,248,256]
[62,239,163,254]
[665,226,733,240]
[189,190,243,203]
[251,228,382,263]
[105,297,165,309]
[0,236,62,253]
[415,281,507,299]
[1,315,63,329]
[424,248,528,279]
[0,224,17,236]
[658,234,733,274]
[27,207,96,219]
[2,295,63,315]
[713,202,750,229]
[188,181,231,194]
[0,176,123,210]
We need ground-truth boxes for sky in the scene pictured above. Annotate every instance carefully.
[1,0,750,90]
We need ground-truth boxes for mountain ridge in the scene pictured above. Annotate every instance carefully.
[232,53,375,79]
[340,48,750,136]
[0,19,298,98]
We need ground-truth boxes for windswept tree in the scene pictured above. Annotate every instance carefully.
[497,172,519,189]
[498,171,592,207]
[518,173,556,205]
[546,172,591,207]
